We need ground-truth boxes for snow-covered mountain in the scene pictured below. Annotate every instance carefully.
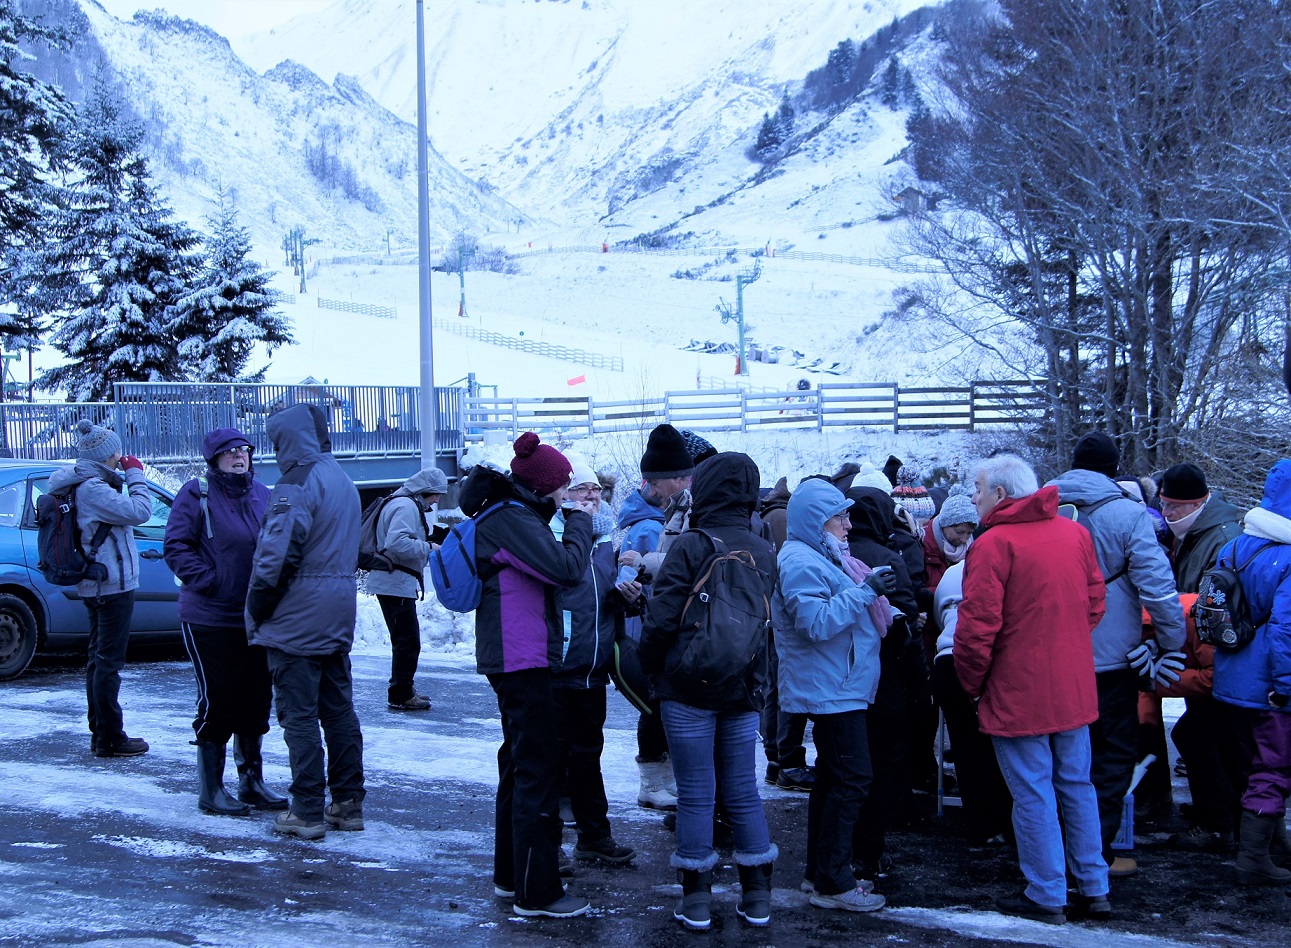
[42,0,530,252]
[236,0,932,227]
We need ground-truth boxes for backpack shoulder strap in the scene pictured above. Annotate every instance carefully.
[196,476,212,540]
[1074,490,1135,586]
[70,483,113,556]
[1230,539,1279,573]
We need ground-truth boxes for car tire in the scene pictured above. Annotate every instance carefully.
[0,593,38,681]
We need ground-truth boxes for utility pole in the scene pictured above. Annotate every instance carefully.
[715,262,761,375]
[416,0,438,468]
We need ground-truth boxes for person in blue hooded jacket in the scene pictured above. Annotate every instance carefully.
[246,404,364,842]
[773,477,895,914]
[1212,459,1291,886]
[164,427,287,818]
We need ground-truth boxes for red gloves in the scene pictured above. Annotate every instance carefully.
[120,455,144,472]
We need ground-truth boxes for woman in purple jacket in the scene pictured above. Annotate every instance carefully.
[163,428,287,816]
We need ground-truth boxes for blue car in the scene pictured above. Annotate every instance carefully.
[0,458,181,680]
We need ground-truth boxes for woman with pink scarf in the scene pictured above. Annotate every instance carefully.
[771,477,896,913]
[922,484,980,594]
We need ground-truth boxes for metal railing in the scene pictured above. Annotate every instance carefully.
[0,383,466,463]
[433,319,624,371]
[460,381,1047,441]
[317,297,397,319]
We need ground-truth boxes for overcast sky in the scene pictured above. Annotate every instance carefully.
[95,0,333,40]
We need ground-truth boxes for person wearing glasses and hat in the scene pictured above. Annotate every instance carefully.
[164,428,287,818]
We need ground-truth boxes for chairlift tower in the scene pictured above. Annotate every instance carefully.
[715,262,761,375]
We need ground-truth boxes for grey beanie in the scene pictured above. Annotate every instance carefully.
[401,466,448,496]
[937,483,979,528]
[75,420,122,463]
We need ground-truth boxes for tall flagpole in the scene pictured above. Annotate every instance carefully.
[416,0,437,468]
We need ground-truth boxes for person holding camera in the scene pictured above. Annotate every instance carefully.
[772,477,895,913]
[48,420,154,758]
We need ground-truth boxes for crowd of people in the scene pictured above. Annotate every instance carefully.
[59,413,1291,928]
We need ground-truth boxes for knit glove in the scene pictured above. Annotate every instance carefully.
[1151,650,1187,689]
[120,454,144,472]
[1126,641,1158,679]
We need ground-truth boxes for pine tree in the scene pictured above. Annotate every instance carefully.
[755,113,782,158]
[0,0,71,348]
[38,83,200,401]
[774,93,795,139]
[880,58,901,109]
[172,186,292,382]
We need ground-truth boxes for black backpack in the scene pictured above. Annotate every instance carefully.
[668,529,772,700]
[1194,541,1277,651]
[36,485,111,586]
[356,492,429,588]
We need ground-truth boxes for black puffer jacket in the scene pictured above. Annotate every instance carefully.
[640,453,778,711]
[553,534,625,689]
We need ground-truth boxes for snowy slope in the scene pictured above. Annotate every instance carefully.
[63,0,531,252]
[236,0,932,222]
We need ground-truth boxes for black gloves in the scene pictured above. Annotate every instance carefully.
[865,565,897,596]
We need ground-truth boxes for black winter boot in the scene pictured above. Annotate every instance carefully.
[197,742,252,816]
[1236,810,1291,885]
[737,862,773,926]
[1269,815,1291,867]
[234,733,289,810]
[674,869,713,930]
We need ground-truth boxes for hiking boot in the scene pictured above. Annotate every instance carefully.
[674,869,713,929]
[776,766,816,792]
[324,798,365,831]
[1068,893,1112,921]
[272,810,326,841]
[513,894,590,918]
[388,694,432,711]
[810,884,886,913]
[1107,856,1138,878]
[995,892,1065,924]
[95,735,149,758]
[574,837,636,864]
[765,761,780,785]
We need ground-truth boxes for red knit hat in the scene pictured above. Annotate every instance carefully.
[510,432,572,496]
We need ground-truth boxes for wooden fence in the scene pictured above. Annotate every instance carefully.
[461,380,1047,442]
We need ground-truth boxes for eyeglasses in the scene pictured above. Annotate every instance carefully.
[221,446,251,457]
[569,484,603,496]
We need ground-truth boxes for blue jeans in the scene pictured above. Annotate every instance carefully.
[992,726,1108,907]
[660,700,775,870]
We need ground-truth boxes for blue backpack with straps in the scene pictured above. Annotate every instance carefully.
[429,501,523,612]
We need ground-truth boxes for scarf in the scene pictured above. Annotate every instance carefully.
[592,508,616,538]
[822,532,893,635]
[1166,498,1208,539]
[1244,506,1291,544]
[932,517,971,564]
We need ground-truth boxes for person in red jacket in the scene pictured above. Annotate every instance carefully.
[954,455,1109,925]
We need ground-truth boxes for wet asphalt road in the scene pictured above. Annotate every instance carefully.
[1,647,1288,947]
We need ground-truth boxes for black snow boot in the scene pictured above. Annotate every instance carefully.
[234,733,289,810]
[674,869,713,930]
[1236,810,1291,885]
[736,862,773,926]
[197,742,252,816]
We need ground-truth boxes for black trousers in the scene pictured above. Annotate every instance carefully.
[853,640,913,865]
[266,648,365,822]
[1089,669,1140,861]
[1173,694,1242,834]
[761,632,810,770]
[931,654,1013,843]
[553,684,612,844]
[182,622,273,744]
[807,709,871,895]
[84,591,135,746]
[489,668,564,909]
[378,595,422,704]
[637,699,669,762]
